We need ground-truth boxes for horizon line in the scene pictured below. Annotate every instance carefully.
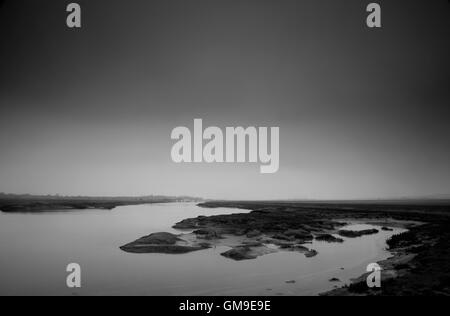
[1,192,450,202]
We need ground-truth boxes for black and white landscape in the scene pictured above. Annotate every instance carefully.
[0,0,449,297]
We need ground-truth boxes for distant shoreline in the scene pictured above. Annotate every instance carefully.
[0,194,203,213]
[2,192,449,213]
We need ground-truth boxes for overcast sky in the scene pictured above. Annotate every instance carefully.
[0,0,449,199]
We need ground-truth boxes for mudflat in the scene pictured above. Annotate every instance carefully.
[121,200,450,296]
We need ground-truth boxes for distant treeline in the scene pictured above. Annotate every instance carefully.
[0,193,203,202]
[0,193,204,213]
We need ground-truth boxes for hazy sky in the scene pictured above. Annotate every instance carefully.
[0,0,449,199]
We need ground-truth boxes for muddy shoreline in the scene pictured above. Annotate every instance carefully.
[200,201,450,296]
[121,200,450,295]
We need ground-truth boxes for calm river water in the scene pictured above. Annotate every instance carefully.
[0,202,404,296]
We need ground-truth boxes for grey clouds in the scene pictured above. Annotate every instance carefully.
[0,0,449,199]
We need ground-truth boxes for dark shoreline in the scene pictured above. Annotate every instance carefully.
[195,201,450,296]
[0,195,202,213]
[120,200,450,295]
